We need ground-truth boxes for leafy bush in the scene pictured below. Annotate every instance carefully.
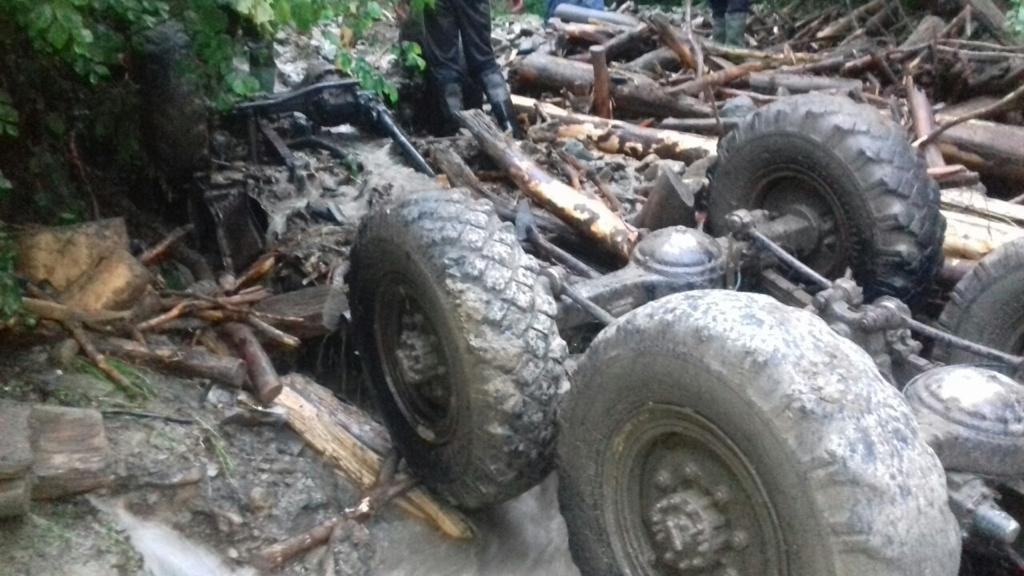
[1011,0,1024,37]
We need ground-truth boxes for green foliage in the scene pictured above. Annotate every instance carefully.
[1010,0,1024,37]
[0,90,18,138]
[0,0,427,107]
[0,224,25,324]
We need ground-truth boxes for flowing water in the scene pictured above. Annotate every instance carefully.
[97,476,578,576]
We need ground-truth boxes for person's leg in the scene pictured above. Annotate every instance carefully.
[455,0,523,136]
[710,0,728,43]
[422,0,465,127]
[725,0,749,46]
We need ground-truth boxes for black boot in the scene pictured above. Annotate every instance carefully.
[438,82,464,134]
[480,71,524,139]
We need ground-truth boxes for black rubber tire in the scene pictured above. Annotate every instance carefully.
[349,189,569,509]
[558,290,961,576]
[708,94,945,305]
[937,237,1024,365]
[137,22,209,184]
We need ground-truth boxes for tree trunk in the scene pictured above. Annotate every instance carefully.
[221,322,282,404]
[937,121,1024,185]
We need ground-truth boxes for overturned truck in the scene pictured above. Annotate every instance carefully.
[348,94,1024,576]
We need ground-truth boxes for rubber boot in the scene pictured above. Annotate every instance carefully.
[725,12,748,47]
[439,82,464,135]
[481,71,525,139]
[712,16,727,44]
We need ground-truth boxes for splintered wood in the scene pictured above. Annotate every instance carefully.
[273,374,473,540]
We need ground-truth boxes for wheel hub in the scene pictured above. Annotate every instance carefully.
[646,464,750,575]
[376,278,457,444]
[608,406,784,576]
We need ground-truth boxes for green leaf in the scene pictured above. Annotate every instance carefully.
[46,21,70,50]
[28,5,54,33]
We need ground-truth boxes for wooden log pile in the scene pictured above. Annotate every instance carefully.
[493,0,1024,267]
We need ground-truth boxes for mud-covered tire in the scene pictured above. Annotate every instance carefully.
[708,94,944,304]
[937,238,1024,365]
[349,189,569,509]
[558,290,960,576]
[137,22,209,183]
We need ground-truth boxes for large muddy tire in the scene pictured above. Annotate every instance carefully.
[708,94,944,305]
[349,190,569,509]
[937,237,1024,365]
[558,290,960,576]
[137,22,209,184]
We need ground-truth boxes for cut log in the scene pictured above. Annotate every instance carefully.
[590,46,613,119]
[554,119,717,163]
[511,53,713,118]
[29,405,111,500]
[458,109,637,261]
[221,322,282,405]
[937,121,1024,184]
[94,336,248,388]
[253,286,334,339]
[273,374,473,539]
[747,72,862,96]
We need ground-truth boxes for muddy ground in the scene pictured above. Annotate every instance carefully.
[0,123,582,576]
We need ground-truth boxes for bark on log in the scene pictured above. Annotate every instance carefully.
[252,286,334,339]
[942,186,1024,226]
[936,121,1024,184]
[552,4,640,27]
[747,72,862,96]
[962,0,1014,44]
[95,336,248,388]
[29,405,111,500]
[221,322,282,404]
[458,109,638,261]
[551,20,617,45]
[554,119,717,163]
[906,78,947,169]
[899,15,947,51]
[626,46,680,73]
[590,46,613,118]
[511,53,713,118]
[667,62,765,96]
[657,117,740,135]
[598,24,653,61]
[647,13,696,71]
[273,374,473,540]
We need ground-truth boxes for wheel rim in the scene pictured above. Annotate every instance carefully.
[374,274,458,444]
[605,404,786,576]
[754,168,848,279]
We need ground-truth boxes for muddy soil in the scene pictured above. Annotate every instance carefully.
[0,338,579,576]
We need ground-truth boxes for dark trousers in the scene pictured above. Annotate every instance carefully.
[422,0,501,87]
[710,0,750,17]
